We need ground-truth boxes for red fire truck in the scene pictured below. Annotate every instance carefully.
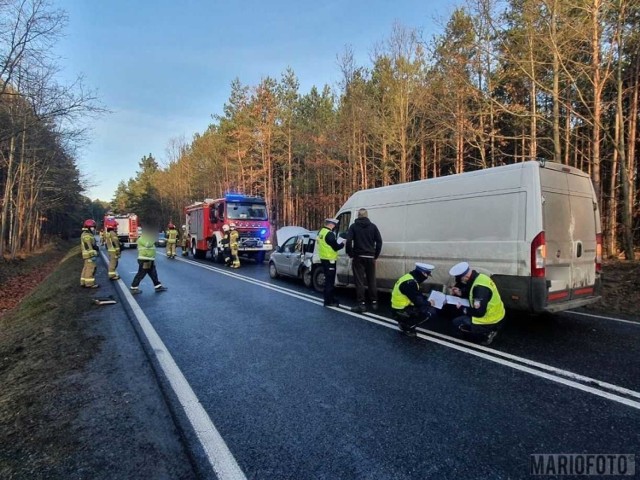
[184,194,272,263]
[103,213,139,248]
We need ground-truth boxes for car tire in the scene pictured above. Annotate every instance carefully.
[268,262,279,279]
[302,267,313,288]
[312,266,325,293]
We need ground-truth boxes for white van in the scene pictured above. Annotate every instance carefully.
[326,160,602,313]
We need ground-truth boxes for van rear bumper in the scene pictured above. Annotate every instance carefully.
[493,275,602,314]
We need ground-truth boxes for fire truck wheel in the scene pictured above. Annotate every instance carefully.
[312,266,325,293]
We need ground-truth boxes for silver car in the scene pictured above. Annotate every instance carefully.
[269,227,317,289]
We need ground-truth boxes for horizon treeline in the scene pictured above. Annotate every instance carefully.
[117,0,640,259]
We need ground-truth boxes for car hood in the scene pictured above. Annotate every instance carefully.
[275,226,310,246]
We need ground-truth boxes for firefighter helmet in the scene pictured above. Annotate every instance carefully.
[168,223,175,229]
[104,218,117,230]
[229,223,237,229]
[83,219,96,229]
[222,224,230,232]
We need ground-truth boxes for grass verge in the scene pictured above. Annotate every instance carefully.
[0,245,102,477]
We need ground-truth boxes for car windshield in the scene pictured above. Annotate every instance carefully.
[227,202,268,220]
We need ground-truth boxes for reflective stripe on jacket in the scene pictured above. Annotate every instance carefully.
[470,273,505,325]
[391,273,416,310]
[81,230,97,259]
[105,231,120,252]
[317,227,337,261]
[167,228,178,244]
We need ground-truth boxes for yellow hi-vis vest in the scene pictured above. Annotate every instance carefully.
[167,228,178,244]
[470,273,505,325]
[137,239,156,261]
[317,227,338,261]
[81,230,97,259]
[391,273,417,310]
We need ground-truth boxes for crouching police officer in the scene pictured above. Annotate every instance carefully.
[391,262,438,337]
[448,261,505,345]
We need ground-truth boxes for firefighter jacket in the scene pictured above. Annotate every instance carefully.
[81,229,98,259]
[468,272,505,325]
[105,230,121,255]
[137,238,157,261]
[221,232,230,249]
[230,230,239,249]
[318,227,343,261]
[167,228,178,244]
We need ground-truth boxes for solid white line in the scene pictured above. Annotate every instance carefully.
[101,252,247,480]
[566,310,640,326]
[180,258,640,410]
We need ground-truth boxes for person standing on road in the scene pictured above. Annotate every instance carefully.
[448,261,505,345]
[80,219,100,288]
[229,223,240,268]
[130,234,167,294]
[181,225,189,256]
[221,224,231,266]
[318,218,344,307]
[346,208,383,313]
[104,218,121,280]
[166,223,179,259]
[391,263,439,337]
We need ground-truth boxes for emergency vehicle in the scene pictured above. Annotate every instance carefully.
[184,194,272,263]
[103,213,139,248]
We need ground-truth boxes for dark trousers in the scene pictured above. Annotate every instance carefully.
[452,315,501,341]
[393,304,437,327]
[131,260,161,287]
[321,259,337,305]
[352,256,377,303]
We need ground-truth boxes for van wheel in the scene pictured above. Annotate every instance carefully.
[269,262,279,279]
[312,267,325,293]
[302,267,313,288]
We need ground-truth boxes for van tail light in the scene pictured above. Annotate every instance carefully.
[595,233,602,273]
[531,231,546,278]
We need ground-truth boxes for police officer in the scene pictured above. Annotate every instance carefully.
[229,223,240,268]
[391,263,438,336]
[130,234,167,294]
[166,223,179,259]
[317,218,344,307]
[221,224,231,266]
[80,219,100,288]
[448,261,505,345]
[104,218,121,280]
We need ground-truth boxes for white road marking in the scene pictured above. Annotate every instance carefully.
[178,258,640,411]
[100,252,247,480]
[566,310,640,326]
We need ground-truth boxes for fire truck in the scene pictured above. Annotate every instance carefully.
[184,194,272,263]
[104,213,139,248]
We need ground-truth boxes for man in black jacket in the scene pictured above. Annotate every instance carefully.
[346,208,383,313]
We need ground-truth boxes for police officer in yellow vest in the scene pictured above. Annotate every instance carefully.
[166,223,178,259]
[448,261,505,345]
[80,219,100,288]
[130,233,167,295]
[391,263,438,336]
[317,218,344,307]
[104,218,121,280]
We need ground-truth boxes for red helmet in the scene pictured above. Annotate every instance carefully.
[168,223,175,229]
[83,219,96,228]
[104,218,117,230]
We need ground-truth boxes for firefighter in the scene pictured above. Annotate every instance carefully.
[229,223,240,268]
[104,218,121,280]
[221,224,231,266]
[181,225,189,256]
[391,263,438,337]
[166,222,179,259]
[130,233,167,294]
[80,219,100,288]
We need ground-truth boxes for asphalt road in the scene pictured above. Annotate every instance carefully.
[112,248,640,480]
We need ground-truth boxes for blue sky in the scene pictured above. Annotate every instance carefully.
[55,0,458,201]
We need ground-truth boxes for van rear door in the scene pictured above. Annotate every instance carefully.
[540,165,599,308]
